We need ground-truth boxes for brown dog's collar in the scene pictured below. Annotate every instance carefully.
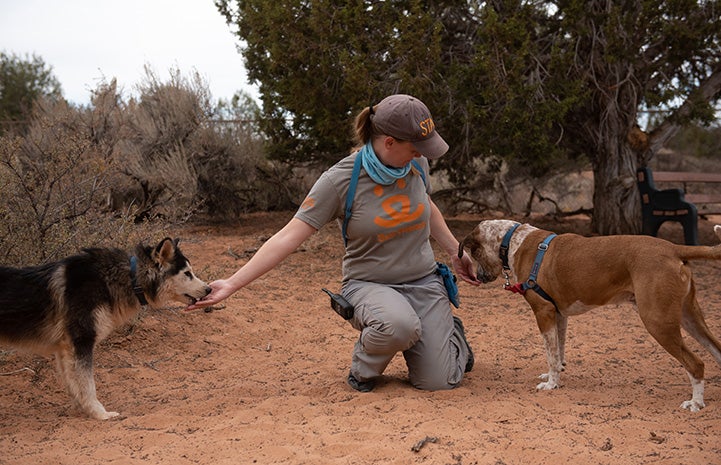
[499,223,521,274]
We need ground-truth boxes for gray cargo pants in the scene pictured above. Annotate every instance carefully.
[343,272,469,390]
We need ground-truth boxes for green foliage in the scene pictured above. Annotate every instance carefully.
[217,0,584,179]
[435,2,585,181]
[0,52,62,134]
[218,0,721,176]
[217,0,445,165]
[558,0,721,130]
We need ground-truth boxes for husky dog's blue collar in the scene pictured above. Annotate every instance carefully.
[129,256,148,306]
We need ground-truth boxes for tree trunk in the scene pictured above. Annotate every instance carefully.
[591,143,640,236]
[587,83,641,236]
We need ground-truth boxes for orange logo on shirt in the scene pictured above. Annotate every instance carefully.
[373,179,425,242]
[300,196,315,210]
[374,195,425,228]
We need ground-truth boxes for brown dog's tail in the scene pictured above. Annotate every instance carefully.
[675,225,721,261]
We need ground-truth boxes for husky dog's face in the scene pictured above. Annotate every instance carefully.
[147,238,211,306]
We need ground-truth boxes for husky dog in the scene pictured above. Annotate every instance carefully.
[0,238,211,419]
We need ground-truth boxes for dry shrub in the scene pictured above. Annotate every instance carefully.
[109,68,209,221]
[193,114,305,219]
[0,67,306,265]
[0,97,155,266]
[112,67,304,221]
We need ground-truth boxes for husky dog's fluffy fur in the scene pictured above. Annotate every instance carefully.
[0,238,211,419]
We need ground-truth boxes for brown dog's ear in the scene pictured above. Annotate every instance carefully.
[153,237,177,266]
[459,233,481,259]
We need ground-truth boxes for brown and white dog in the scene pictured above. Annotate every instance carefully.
[459,219,721,411]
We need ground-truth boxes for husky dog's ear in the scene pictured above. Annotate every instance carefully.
[153,237,177,266]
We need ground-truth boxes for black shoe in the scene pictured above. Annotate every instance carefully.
[453,316,474,373]
[347,372,375,392]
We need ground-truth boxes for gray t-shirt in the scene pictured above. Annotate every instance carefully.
[294,152,437,284]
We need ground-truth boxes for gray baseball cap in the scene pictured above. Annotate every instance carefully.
[371,94,449,159]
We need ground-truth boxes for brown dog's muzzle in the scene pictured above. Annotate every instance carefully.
[476,268,497,283]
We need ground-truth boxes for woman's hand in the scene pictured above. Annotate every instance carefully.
[186,279,236,311]
[452,251,481,286]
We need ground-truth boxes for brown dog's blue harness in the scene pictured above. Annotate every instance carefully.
[500,223,557,307]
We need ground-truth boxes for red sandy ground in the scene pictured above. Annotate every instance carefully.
[1,211,720,465]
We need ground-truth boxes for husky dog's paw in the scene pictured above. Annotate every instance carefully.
[536,373,559,390]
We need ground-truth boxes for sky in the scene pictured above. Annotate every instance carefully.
[0,0,258,106]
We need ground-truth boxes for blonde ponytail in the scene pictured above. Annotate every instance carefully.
[352,105,376,151]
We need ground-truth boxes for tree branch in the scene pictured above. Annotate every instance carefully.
[648,64,721,154]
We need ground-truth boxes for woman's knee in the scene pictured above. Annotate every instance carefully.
[360,311,421,354]
[411,376,462,391]
[408,364,463,391]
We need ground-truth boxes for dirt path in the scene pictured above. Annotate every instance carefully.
[2,212,720,464]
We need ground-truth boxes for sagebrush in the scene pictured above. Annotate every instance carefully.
[0,68,304,265]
